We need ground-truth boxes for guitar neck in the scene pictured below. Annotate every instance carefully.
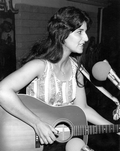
[73,124,120,136]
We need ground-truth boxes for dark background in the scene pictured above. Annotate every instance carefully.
[84,0,120,150]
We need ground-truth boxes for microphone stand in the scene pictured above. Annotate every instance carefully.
[80,64,120,120]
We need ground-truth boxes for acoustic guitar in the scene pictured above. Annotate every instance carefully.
[0,94,119,151]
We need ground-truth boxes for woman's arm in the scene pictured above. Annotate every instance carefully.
[80,64,119,105]
[74,73,112,125]
[0,59,57,144]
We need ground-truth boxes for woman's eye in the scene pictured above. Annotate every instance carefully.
[79,31,82,34]
[78,30,84,35]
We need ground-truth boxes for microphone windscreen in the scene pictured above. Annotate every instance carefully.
[92,61,111,81]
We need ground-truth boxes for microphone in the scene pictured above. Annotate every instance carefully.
[92,60,120,90]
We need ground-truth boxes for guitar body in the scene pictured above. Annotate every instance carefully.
[0,94,88,151]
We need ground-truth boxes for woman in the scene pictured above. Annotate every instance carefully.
[0,6,115,151]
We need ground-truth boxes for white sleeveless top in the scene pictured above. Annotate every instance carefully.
[26,57,77,106]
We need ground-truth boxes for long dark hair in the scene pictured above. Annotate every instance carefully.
[22,6,92,86]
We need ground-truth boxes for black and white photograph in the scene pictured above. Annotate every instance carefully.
[0,0,119,151]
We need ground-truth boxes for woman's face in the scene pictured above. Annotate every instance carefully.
[63,21,88,54]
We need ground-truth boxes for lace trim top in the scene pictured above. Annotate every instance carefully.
[26,57,77,106]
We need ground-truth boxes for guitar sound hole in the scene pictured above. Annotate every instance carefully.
[55,122,71,143]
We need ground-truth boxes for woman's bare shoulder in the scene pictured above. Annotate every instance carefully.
[0,59,46,90]
[24,59,45,67]
[21,59,46,75]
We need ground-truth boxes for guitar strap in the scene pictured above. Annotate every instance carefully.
[80,64,120,120]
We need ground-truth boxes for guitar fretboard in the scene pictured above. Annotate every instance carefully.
[73,124,120,136]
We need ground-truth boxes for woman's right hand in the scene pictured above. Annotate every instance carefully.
[34,120,59,145]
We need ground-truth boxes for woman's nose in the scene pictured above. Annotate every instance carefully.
[84,33,89,42]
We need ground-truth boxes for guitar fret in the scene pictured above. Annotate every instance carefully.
[77,125,80,136]
[93,125,97,134]
[82,125,85,135]
[102,125,106,133]
[83,125,86,135]
[102,125,104,133]
[115,124,120,133]
[112,125,115,133]
[74,124,120,137]
[98,125,101,134]
[75,125,78,136]
[74,125,77,136]
[92,125,94,134]
[78,125,81,136]
[74,125,76,136]
[76,125,78,136]
[74,125,81,136]
[79,125,82,136]
[77,126,80,135]
[85,126,89,135]
[89,125,92,135]
[81,125,84,135]
[91,125,94,135]
[109,125,114,133]
[98,125,101,133]
[80,126,83,136]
